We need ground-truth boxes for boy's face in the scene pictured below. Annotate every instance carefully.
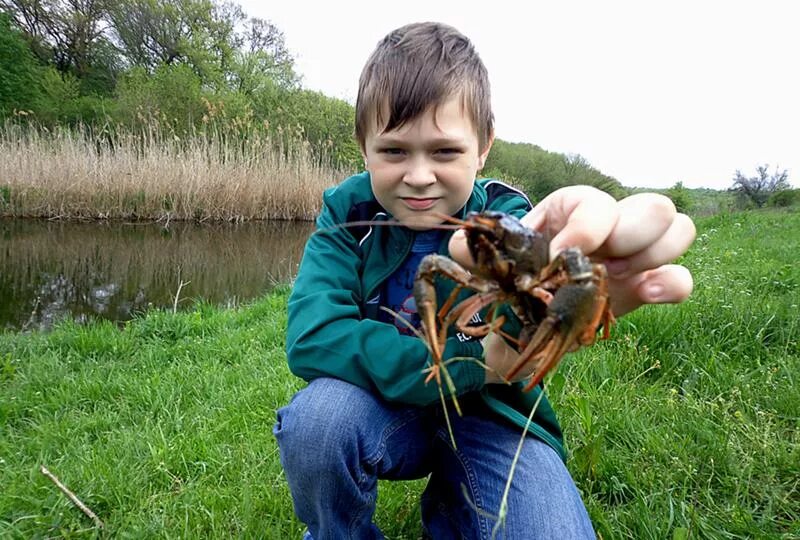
[362,96,493,230]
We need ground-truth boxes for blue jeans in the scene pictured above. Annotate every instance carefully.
[273,378,594,539]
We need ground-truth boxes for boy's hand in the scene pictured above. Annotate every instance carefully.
[450,185,696,317]
[520,185,696,317]
[448,185,696,384]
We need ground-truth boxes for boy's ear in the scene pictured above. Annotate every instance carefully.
[477,132,495,171]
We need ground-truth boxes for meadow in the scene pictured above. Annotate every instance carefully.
[0,209,798,539]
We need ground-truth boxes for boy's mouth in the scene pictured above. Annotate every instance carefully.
[402,197,439,210]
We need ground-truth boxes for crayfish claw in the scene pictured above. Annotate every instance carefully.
[521,335,576,392]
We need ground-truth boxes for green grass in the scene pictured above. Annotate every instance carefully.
[1,209,799,538]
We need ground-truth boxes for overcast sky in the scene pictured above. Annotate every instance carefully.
[238,0,798,190]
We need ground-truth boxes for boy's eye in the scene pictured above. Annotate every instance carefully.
[380,148,405,155]
[436,148,463,157]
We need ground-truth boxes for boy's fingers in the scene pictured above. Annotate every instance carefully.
[448,229,474,268]
[604,213,696,279]
[522,186,619,259]
[609,264,694,317]
[594,193,677,258]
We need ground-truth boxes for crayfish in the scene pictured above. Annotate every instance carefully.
[414,210,614,392]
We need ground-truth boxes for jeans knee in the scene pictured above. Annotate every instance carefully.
[274,378,371,478]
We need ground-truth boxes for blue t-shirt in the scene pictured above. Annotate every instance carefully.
[377,230,442,335]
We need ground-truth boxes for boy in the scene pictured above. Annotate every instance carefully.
[275,22,695,539]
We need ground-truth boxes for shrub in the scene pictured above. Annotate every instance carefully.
[767,188,799,208]
[666,182,692,213]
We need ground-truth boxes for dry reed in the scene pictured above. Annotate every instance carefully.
[0,121,350,221]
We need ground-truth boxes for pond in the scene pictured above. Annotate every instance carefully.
[0,219,315,331]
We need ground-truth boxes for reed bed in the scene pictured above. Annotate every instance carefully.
[0,122,348,221]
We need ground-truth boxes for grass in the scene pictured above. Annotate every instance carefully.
[0,121,347,221]
[1,209,798,538]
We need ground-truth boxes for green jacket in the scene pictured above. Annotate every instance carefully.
[286,172,566,461]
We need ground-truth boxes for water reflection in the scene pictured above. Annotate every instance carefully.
[0,219,315,331]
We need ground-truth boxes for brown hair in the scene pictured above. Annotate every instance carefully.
[355,22,493,152]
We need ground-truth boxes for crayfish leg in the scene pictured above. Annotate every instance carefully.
[445,292,503,338]
[414,277,445,384]
[423,364,441,385]
[414,254,500,387]
[438,284,464,323]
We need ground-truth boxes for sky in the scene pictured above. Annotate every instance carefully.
[237,0,798,190]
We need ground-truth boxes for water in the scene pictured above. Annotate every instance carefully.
[0,219,315,331]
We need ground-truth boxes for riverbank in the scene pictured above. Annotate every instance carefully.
[1,211,798,537]
[0,123,349,222]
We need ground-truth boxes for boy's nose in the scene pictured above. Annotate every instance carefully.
[402,159,436,187]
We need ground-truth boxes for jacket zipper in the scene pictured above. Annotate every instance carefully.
[361,195,480,305]
[363,230,413,302]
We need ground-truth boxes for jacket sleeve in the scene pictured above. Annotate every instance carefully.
[285,202,486,406]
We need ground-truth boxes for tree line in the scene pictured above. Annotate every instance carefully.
[1,1,794,210]
[0,0,361,167]
[0,0,631,201]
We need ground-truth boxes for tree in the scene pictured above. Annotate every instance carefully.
[0,0,115,83]
[228,17,298,93]
[729,164,790,208]
[114,63,204,132]
[0,11,43,115]
[107,1,297,92]
[108,0,240,87]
